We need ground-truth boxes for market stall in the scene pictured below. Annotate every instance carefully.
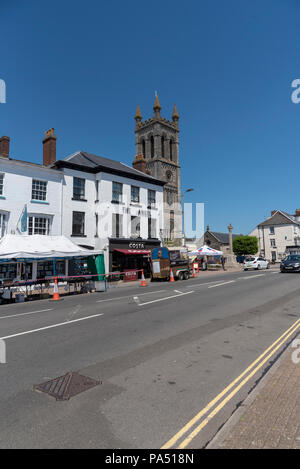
[188,245,224,270]
[0,235,104,302]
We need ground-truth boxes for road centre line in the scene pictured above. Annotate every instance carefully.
[237,274,265,280]
[96,290,166,303]
[161,318,300,449]
[138,291,194,306]
[0,313,104,341]
[0,308,54,320]
[186,280,233,288]
[208,280,235,288]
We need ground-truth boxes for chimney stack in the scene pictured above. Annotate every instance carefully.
[0,136,10,158]
[43,128,56,166]
[132,154,147,174]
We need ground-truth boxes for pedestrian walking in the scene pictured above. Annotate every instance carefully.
[221,256,226,271]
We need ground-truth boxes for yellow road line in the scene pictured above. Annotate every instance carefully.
[179,320,300,448]
[161,318,300,449]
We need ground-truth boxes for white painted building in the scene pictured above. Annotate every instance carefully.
[52,151,165,275]
[248,210,300,262]
[0,155,63,238]
[0,130,165,277]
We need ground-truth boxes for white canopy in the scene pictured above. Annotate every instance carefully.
[0,235,103,261]
[188,245,224,256]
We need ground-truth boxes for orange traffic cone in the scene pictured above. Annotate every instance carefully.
[193,268,197,278]
[140,270,147,287]
[51,276,62,301]
[170,268,175,282]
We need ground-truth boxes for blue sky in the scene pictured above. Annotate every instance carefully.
[1,0,300,235]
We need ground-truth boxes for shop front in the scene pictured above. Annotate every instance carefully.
[109,238,161,279]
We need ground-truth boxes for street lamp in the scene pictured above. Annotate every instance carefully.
[182,188,194,247]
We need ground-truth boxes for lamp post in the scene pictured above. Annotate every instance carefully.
[182,188,194,247]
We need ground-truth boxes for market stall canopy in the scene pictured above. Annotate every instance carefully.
[188,245,224,256]
[0,235,104,261]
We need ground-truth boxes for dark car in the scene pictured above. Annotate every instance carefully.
[280,255,300,272]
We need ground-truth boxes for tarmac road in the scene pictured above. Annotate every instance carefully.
[0,268,300,448]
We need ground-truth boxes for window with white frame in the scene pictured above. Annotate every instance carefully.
[131,216,140,238]
[148,217,157,239]
[270,238,276,247]
[0,174,4,196]
[73,177,86,200]
[148,189,156,208]
[112,182,123,203]
[269,226,275,235]
[0,212,8,237]
[28,215,51,235]
[72,211,85,236]
[131,186,140,203]
[112,214,123,238]
[32,179,47,201]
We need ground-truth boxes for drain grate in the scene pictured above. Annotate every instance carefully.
[34,372,101,401]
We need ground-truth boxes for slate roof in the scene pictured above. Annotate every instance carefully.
[257,210,299,227]
[53,151,165,186]
[208,232,242,244]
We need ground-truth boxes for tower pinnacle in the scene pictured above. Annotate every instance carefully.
[153,93,162,119]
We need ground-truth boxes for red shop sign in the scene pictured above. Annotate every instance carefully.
[124,269,138,282]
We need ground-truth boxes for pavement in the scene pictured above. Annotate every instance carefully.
[207,338,300,449]
[1,264,300,449]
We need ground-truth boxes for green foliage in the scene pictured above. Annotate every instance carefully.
[233,236,258,255]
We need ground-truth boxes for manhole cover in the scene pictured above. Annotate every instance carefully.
[34,372,101,400]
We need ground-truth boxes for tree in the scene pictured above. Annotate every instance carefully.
[233,236,258,256]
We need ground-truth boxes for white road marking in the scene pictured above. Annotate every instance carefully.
[186,280,230,288]
[138,291,194,306]
[208,280,235,289]
[0,313,104,341]
[271,271,280,274]
[96,290,166,303]
[237,274,265,280]
[174,290,183,293]
[0,308,53,320]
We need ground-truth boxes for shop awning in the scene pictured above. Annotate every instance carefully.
[0,234,104,261]
[114,249,151,255]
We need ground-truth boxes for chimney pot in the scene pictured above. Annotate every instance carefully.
[43,128,57,166]
[0,136,10,158]
[132,154,147,174]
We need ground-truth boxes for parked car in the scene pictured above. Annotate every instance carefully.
[244,256,269,271]
[280,255,300,273]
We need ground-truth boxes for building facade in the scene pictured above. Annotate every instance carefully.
[198,226,243,254]
[52,151,165,275]
[133,95,182,242]
[249,210,300,262]
[0,130,165,276]
[0,153,63,238]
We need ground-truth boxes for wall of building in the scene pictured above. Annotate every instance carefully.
[60,168,164,270]
[251,224,299,261]
[0,158,63,236]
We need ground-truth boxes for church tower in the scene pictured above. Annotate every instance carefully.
[133,95,182,242]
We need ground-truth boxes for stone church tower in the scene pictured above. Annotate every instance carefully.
[133,95,182,242]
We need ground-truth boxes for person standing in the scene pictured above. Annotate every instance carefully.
[221,256,226,271]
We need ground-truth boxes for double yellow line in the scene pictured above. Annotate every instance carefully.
[161,318,300,449]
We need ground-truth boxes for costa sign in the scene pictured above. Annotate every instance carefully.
[128,242,145,249]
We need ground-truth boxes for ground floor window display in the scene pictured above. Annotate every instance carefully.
[37,260,66,279]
